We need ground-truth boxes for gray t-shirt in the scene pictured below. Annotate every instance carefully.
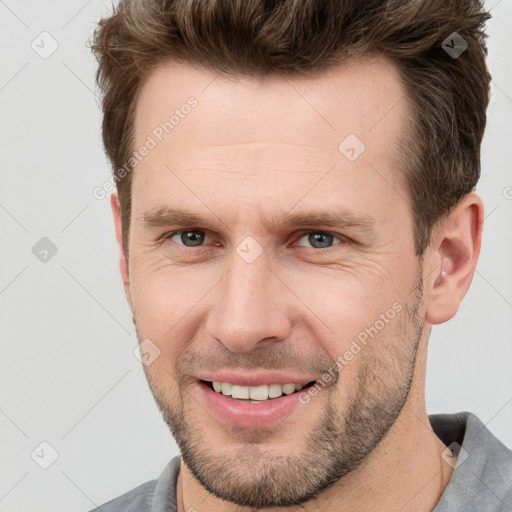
[88,412,512,511]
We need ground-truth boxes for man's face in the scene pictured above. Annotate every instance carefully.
[123,58,427,507]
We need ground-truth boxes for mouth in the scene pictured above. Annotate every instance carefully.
[201,380,317,403]
[196,378,319,428]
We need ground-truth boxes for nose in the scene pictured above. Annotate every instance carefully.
[206,246,293,353]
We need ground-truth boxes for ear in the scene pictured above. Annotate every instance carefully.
[423,192,484,325]
[110,192,131,304]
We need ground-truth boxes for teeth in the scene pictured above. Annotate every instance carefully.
[249,385,268,401]
[282,383,296,395]
[211,381,309,401]
[221,382,232,396]
[268,383,283,399]
[231,384,249,399]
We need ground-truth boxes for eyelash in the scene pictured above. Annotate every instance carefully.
[161,229,349,251]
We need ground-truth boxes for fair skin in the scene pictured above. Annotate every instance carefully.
[111,57,483,511]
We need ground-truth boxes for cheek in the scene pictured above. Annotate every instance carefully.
[289,265,403,340]
[129,258,217,354]
[286,271,410,398]
[133,275,183,330]
[129,245,414,367]
[320,304,412,408]
[131,251,204,311]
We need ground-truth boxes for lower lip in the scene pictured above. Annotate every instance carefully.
[197,381,309,428]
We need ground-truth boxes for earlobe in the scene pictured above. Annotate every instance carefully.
[110,192,131,298]
[424,193,484,325]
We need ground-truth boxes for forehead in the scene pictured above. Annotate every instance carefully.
[130,57,411,233]
[134,56,408,152]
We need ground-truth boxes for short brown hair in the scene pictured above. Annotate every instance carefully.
[91,0,491,256]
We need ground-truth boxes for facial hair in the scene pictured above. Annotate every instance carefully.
[139,276,424,508]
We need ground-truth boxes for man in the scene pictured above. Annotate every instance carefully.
[89,0,511,510]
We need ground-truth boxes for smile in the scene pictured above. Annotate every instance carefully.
[197,378,318,428]
[204,380,315,402]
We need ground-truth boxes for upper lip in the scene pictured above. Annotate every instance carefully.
[196,371,318,387]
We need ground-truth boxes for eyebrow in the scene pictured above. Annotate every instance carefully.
[140,206,376,235]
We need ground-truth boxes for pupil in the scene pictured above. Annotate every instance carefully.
[310,233,332,249]
[183,231,204,247]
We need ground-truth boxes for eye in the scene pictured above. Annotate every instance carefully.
[162,229,348,251]
[164,230,211,247]
[295,231,347,249]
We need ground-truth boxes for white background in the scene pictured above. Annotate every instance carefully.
[0,1,511,511]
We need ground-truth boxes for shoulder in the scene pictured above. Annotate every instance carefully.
[86,479,157,512]
[431,412,512,512]
[85,456,181,512]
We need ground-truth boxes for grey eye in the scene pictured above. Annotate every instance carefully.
[296,232,341,249]
[170,230,208,247]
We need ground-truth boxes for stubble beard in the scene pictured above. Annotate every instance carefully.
[139,277,424,508]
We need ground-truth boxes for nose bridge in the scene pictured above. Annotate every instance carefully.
[209,243,291,353]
